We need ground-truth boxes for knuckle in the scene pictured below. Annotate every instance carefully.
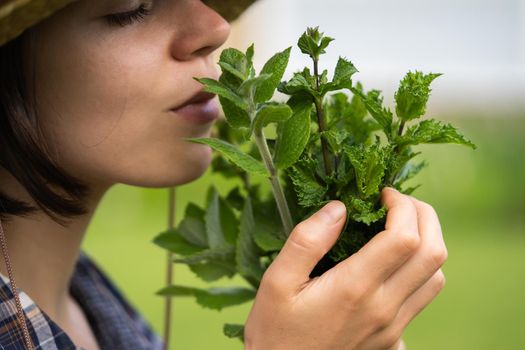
[380,330,402,349]
[432,269,446,293]
[292,221,309,237]
[343,282,369,305]
[369,306,396,329]
[288,224,324,258]
[419,200,438,216]
[395,230,420,255]
[427,245,448,269]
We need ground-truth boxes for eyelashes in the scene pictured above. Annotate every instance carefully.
[105,4,152,27]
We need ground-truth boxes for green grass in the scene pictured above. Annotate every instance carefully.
[82,116,525,349]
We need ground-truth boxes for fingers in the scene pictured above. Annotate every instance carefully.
[333,188,420,289]
[365,269,445,349]
[264,201,347,294]
[387,339,406,350]
[396,269,446,329]
[383,196,447,308]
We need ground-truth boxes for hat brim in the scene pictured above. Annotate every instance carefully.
[0,0,257,47]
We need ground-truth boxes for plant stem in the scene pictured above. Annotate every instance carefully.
[386,120,406,186]
[314,98,333,177]
[163,187,176,350]
[313,58,320,89]
[253,128,294,235]
[312,59,333,177]
[398,120,406,136]
[387,121,408,186]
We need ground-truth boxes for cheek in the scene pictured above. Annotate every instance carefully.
[32,32,214,187]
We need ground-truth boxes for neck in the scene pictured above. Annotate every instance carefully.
[0,168,109,325]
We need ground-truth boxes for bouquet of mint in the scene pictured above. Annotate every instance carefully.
[153,27,475,341]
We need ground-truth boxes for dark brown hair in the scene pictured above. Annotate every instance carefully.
[0,31,90,227]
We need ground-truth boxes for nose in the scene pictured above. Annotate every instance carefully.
[170,1,231,61]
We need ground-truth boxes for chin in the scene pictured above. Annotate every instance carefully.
[159,144,213,187]
[117,143,213,188]
[175,150,213,185]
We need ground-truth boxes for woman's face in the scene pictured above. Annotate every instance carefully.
[25,0,230,189]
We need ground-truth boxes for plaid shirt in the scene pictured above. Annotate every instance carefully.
[0,251,164,350]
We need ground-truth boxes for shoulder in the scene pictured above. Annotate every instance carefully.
[72,251,165,349]
[0,274,76,349]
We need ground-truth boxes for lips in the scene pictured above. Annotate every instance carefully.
[169,90,220,124]
[173,90,217,109]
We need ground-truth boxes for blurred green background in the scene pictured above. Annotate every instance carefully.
[82,114,525,349]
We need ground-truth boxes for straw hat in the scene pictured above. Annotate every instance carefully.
[0,0,257,47]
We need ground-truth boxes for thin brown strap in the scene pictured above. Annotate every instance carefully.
[0,219,35,350]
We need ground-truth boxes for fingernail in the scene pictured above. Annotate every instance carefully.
[318,201,346,224]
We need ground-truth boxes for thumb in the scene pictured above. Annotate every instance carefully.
[265,200,347,291]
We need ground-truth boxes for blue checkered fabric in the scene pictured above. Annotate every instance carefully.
[0,251,164,349]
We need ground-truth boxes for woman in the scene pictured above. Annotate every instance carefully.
[0,0,447,349]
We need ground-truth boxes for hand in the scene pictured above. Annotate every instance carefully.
[244,188,447,350]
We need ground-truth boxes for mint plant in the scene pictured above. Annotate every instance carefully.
[153,27,476,342]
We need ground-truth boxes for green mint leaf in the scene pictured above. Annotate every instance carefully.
[194,77,248,110]
[156,285,256,311]
[238,73,273,100]
[236,197,265,283]
[255,47,292,103]
[324,91,381,144]
[225,186,245,211]
[383,147,421,185]
[253,223,285,252]
[351,85,394,137]
[402,185,422,195]
[152,229,204,256]
[211,156,243,179]
[344,143,389,198]
[215,48,255,129]
[393,160,428,187]
[318,36,335,55]
[245,44,255,70]
[220,196,239,245]
[223,324,245,341]
[173,244,235,265]
[252,200,286,252]
[395,71,442,121]
[274,98,312,169]
[320,70,329,87]
[195,76,251,128]
[196,287,256,311]
[397,119,477,149]
[204,187,239,245]
[205,187,227,248]
[156,284,196,296]
[289,159,328,207]
[277,69,317,96]
[348,197,387,225]
[298,27,334,59]
[188,262,236,282]
[318,57,357,95]
[252,208,286,252]
[333,57,358,84]
[251,103,293,134]
[217,97,251,129]
[298,31,318,58]
[218,61,246,81]
[321,129,350,154]
[186,138,268,176]
[219,47,253,86]
[325,92,352,128]
[173,203,208,248]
